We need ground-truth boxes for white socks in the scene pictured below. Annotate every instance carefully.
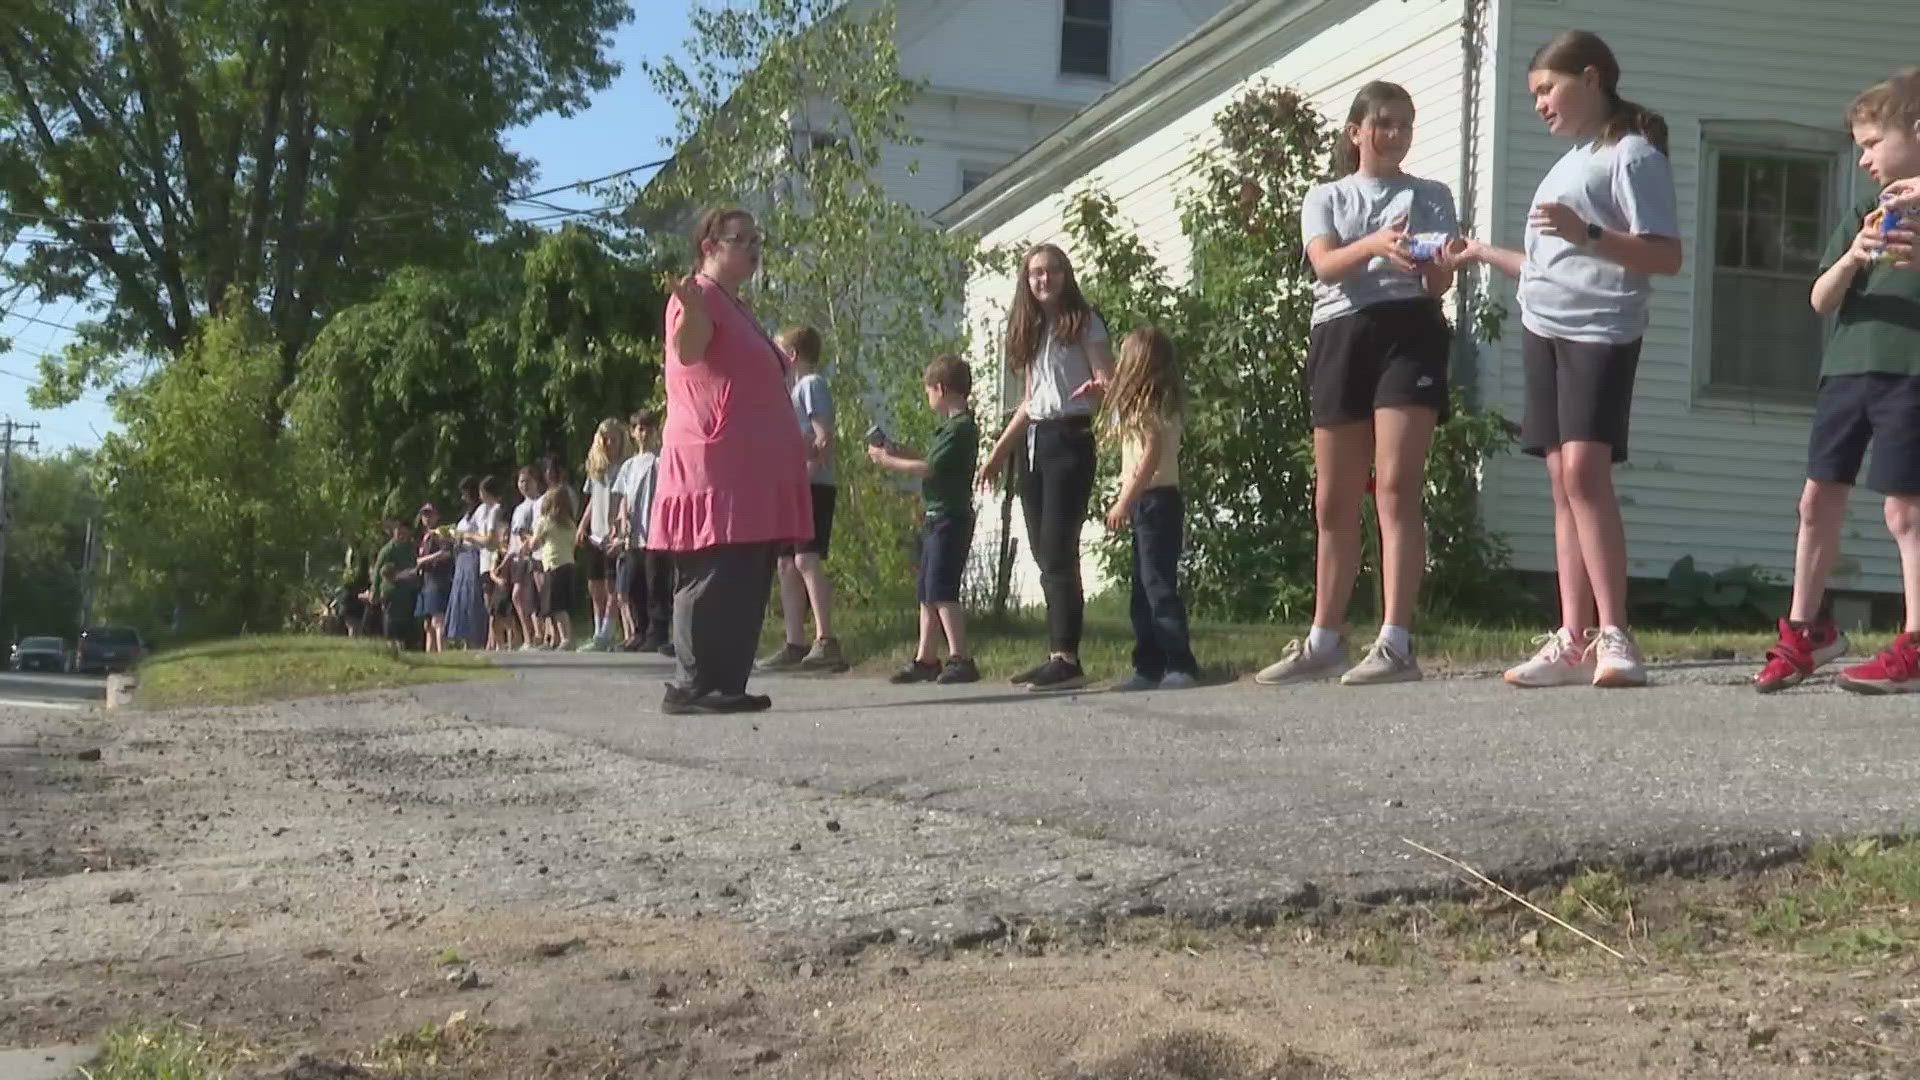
[1379,624,1412,655]
[1306,625,1342,658]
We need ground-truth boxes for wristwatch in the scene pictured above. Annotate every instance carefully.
[1585,221,1604,244]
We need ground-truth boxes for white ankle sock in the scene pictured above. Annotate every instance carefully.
[1379,624,1411,655]
[1307,625,1341,658]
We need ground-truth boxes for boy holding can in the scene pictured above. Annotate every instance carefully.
[1754,68,1920,693]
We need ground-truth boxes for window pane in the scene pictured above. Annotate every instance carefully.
[1060,23,1109,76]
[1744,216,1781,271]
[1715,157,1745,213]
[1711,271,1823,395]
[1782,217,1824,273]
[1065,0,1111,20]
[1716,211,1746,267]
[1748,158,1783,214]
[1785,161,1825,212]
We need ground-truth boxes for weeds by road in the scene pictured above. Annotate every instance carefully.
[135,635,498,709]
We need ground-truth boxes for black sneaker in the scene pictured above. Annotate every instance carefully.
[1010,658,1051,686]
[707,691,772,713]
[890,659,940,684]
[936,657,981,684]
[1025,657,1088,693]
[661,683,709,715]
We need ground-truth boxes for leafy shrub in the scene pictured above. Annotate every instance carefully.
[1631,556,1786,629]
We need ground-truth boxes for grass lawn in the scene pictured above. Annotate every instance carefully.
[135,634,500,710]
[763,595,1788,682]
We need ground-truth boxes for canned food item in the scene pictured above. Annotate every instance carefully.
[1881,203,1905,265]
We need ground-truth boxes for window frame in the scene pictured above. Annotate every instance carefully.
[1692,120,1858,411]
[1057,0,1114,82]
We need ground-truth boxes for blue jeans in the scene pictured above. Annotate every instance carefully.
[1129,487,1197,679]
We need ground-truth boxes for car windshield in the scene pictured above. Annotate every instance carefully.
[83,628,140,645]
[19,637,61,650]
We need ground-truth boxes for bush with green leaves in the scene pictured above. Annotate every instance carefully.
[1063,82,1524,624]
[1631,556,1787,630]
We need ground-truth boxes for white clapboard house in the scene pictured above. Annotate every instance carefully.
[939,0,1915,606]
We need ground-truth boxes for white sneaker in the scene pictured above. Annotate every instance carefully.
[1503,628,1594,688]
[1340,638,1422,685]
[1590,626,1648,688]
[1157,671,1198,690]
[1254,638,1347,685]
[1111,672,1158,692]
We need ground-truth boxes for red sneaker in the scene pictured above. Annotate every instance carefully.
[1753,618,1848,694]
[1836,632,1920,694]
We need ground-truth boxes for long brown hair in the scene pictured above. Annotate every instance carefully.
[1103,325,1186,436]
[689,206,754,268]
[1529,30,1667,156]
[1335,81,1415,176]
[1005,243,1094,375]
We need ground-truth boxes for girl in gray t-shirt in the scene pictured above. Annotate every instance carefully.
[1458,30,1683,692]
[1256,80,1462,691]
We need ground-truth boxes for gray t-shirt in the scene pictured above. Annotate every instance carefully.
[1519,134,1679,345]
[1024,311,1109,420]
[791,372,835,485]
[1300,173,1458,326]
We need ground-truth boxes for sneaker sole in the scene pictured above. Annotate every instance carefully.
[1340,669,1423,686]
[1753,670,1808,694]
[1253,667,1344,686]
[1835,674,1920,695]
[1502,670,1593,688]
[1591,668,1649,689]
[1027,677,1089,693]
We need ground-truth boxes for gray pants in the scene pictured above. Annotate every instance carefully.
[673,542,777,695]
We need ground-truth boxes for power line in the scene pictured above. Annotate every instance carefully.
[3,309,81,334]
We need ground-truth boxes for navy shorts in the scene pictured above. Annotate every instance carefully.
[1808,373,1920,495]
[917,514,974,604]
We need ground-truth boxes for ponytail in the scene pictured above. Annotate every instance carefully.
[1604,93,1668,156]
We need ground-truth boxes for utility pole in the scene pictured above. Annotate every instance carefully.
[0,417,42,638]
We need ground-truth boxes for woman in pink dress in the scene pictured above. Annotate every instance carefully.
[651,208,813,714]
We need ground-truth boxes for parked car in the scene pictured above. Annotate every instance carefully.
[75,626,146,675]
[10,636,69,673]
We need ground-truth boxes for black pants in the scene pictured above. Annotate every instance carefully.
[381,599,417,650]
[1022,416,1097,654]
[672,542,777,696]
[1128,487,1197,679]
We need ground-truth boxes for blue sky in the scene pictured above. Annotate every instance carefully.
[0,2,697,453]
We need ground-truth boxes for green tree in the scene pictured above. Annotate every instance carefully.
[634,0,1003,606]
[94,308,322,637]
[0,449,98,642]
[0,0,627,402]
[290,223,665,528]
[1062,83,1521,623]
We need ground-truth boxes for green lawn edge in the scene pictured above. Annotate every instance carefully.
[135,634,501,710]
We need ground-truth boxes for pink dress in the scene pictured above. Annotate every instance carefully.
[649,277,813,552]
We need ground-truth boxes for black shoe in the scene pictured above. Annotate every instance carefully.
[1010,658,1051,686]
[636,633,667,652]
[661,683,709,715]
[657,641,677,658]
[706,691,772,713]
[890,659,940,684]
[1025,657,1088,693]
[937,657,981,684]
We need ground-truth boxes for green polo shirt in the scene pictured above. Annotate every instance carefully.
[923,410,979,520]
[1817,195,1920,378]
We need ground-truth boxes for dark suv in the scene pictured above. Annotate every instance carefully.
[76,626,146,675]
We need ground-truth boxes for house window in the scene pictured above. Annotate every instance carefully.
[1060,0,1111,79]
[1698,123,1852,400]
[960,166,995,195]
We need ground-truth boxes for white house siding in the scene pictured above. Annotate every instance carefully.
[951,0,1478,606]
[1481,0,1916,593]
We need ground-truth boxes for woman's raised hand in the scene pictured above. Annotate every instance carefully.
[669,274,706,315]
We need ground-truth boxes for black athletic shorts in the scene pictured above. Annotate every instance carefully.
[1808,373,1920,494]
[918,513,974,604]
[542,563,577,618]
[578,540,610,582]
[1306,297,1452,427]
[781,484,837,559]
[1520,329,1641,464]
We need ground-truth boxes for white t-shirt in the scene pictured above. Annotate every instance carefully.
[472,502,503,573]
[790,373,836,485]
[510,498,538,561]
[1519,134,1679,345]
[613,451,659,545]
[1300,173,1458,326]
[584,464,623,545]
[1023,311,1109,421]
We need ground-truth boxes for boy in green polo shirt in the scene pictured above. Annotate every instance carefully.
[1755,69,1920,693]
[868,355,981,685]
[373,516,421,648]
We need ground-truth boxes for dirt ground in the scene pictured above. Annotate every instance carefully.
[3,694,1917,1079]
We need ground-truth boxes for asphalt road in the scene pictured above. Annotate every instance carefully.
[0,671,105,711]
[420,651,1920,929]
